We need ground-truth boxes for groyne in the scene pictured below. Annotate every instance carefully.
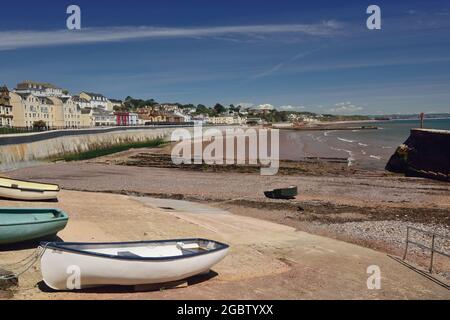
[386,128,450,182]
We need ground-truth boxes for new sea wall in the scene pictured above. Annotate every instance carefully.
[0,127,190,171]
[0,125,238,171]
[386,128,450,182]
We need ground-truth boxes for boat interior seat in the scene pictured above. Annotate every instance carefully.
[117,251,142,258]
[87,244,200,258]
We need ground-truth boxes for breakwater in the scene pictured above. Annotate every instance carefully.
[386,128,450,181]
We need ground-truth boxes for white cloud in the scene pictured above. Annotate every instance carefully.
[236,102,254,109]
[257,103,275,110]
[0,21,344,51]
[328,101,363,114]
[278,105,305,111]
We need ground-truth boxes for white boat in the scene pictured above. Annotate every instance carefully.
[40,238,229,290]
[0,177,60,201]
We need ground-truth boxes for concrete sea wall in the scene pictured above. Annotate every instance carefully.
[0,127,182,170]
[386,128,450,182]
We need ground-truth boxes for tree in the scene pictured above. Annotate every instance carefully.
[213,103,226,114]
[195,104,210,115]
[33,120,47,130]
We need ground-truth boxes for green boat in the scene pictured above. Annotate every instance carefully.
[264,186,298,200]
[0,208,68,245]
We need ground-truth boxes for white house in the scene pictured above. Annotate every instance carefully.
[79,92,110,110]
[14,81,69,98]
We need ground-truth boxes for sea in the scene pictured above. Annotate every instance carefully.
[279,118,450,170]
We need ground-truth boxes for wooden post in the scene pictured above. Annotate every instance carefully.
[403,227,409,260]
[420,112,424,128]
[429,234,435,273]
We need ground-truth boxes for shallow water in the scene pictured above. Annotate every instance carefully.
[279,118,450,170]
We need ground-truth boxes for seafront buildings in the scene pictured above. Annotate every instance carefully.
[115,111,139,126]
[0,80,251,130]
[0,82,117,129]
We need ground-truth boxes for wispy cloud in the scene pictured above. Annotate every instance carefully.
[328,102,363,114]
[0,21,344,51]
[251,47,323,79]
[278,105,306,111]
[261,56,450,76]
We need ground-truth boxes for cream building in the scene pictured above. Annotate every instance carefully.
[7,92,81,129]
[47,97,82,128]
[10,92,56,128]
[61,97,81,128]
[108,99,123,111]
[0,86,13,127]
[208,115,245,125]
[80,108,95,128]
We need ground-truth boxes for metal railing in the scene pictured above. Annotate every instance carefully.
[403,226,450,273]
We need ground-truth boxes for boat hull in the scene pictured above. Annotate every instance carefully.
[264,186,298,199]
[0,185,59,201]
[0,208,68,244]
[40,240,229,290]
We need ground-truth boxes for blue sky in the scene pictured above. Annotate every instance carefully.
[0,0,449,115]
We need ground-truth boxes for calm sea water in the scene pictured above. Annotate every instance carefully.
[279,118,450,170]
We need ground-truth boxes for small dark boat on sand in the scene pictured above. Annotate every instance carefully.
[264,186,298,199]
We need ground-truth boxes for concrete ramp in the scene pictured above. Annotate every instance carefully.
[133,197,230,214]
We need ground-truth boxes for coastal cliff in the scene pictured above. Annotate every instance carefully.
[386,128,450,181]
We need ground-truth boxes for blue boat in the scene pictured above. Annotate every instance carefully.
[0,208,68,244]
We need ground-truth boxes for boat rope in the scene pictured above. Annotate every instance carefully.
[0,244,48,280]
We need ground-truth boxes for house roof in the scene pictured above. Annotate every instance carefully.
[17,81,62,90]
[82,92,106,99]
[72,95,89,103]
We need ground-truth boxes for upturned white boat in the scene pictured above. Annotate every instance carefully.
[40,238,229,290]
[0,177,60,201]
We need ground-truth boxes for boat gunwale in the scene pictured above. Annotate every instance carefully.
[41,238,230,262]
[0,177,60,192]
[0,208,69,227]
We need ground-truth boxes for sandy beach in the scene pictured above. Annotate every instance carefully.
[1,189,449,300]
[1,143,449,299]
